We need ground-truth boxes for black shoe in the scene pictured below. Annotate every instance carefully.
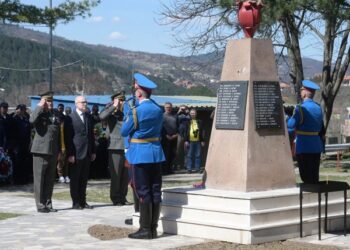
[128,228,152,239]
[152,229,158,239]
[37,208,50,213]
[113,201,125,206]
[123,200,133,205]
[125,218,133,225]
[81,203,93,209]
[72,204,83,210]
[187,170,192,174]
[47,208,58,212]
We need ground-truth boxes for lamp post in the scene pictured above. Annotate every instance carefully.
[49,0,53,92]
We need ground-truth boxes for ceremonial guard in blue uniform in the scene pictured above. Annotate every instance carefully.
[121,73,165,239]
[288,80,325,183]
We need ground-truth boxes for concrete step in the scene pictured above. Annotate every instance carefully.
[161,199,350,227]
[162,187,345,212]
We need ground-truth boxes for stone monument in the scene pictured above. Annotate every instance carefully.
[133,0,350,244]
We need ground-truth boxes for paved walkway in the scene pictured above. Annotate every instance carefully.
[0,178,349,250]
[0,194,207,250]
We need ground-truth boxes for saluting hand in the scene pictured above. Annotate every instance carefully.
[113,99,122,109]
[38,99,48,109]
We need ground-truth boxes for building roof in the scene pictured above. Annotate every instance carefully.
[30,95,217,110]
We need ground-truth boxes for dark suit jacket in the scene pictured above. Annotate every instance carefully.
[99,105,124,150]
[66,110,96,160]
[0,114,12,149]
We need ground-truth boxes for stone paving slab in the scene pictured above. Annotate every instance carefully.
[291,233,350,249]
[0,195,208,250]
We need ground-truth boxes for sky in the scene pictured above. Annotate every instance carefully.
[18,0,323,60]
[20,0,179,55]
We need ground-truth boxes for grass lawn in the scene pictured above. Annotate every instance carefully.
[0,213,22,220]
[53,179,200,203]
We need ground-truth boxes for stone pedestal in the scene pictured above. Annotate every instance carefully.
[142,187,348,244]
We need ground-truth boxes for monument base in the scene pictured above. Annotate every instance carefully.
[132,187,350,244]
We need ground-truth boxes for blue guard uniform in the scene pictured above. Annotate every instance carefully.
[288,80,324,183]
[121,73,165,239]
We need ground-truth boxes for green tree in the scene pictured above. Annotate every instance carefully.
[160,0,350,131]
[0,0,100,26]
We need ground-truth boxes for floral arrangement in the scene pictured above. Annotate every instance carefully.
[0,148,13,182]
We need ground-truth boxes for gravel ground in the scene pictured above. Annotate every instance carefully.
[87,225,342,250]
[169,240,341,250]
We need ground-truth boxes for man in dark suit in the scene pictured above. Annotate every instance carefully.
[30,91,67,213]
[66,96,96,209]
[0,102,11,151]
[99,90,129,205]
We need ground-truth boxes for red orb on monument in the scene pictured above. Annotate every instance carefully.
[237,0,263,38]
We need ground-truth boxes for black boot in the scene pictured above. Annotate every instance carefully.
[151,203,161,239]
[128,203,152,239]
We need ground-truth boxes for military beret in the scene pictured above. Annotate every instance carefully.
[134,73,157,90]
[39,91,54,101]
[111,90,126,101]
[302,80,320,91]
[0,102,8,108]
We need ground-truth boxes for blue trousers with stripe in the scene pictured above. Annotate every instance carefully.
[132,163,162,204]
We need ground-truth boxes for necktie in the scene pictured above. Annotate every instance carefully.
[81,113,85,124]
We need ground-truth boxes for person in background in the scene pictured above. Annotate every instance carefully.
[99,90,130,205]
[184,108,205,174]
[56,103,70,184]
[12,104,32,184]
[0,102,11,152]
[176,105,190,170]
[161,102,178,175]
[287,80,325,184]
[91,104,101,125]
[65,106,72,116]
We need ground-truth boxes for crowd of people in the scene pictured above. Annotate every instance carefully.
[0,73,208,239]
[161,102,206,175]
[0,99,207,184]
[0,102,32,185]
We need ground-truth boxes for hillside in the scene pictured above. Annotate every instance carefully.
[0,24,216,104]
[0,23,344,107]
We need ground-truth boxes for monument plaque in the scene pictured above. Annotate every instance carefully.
[216,81,248,130]
[253,81,283,129]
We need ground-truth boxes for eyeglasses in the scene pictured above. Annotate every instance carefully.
[77,101,87,104]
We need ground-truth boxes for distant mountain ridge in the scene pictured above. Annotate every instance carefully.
[0,24,325,104]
